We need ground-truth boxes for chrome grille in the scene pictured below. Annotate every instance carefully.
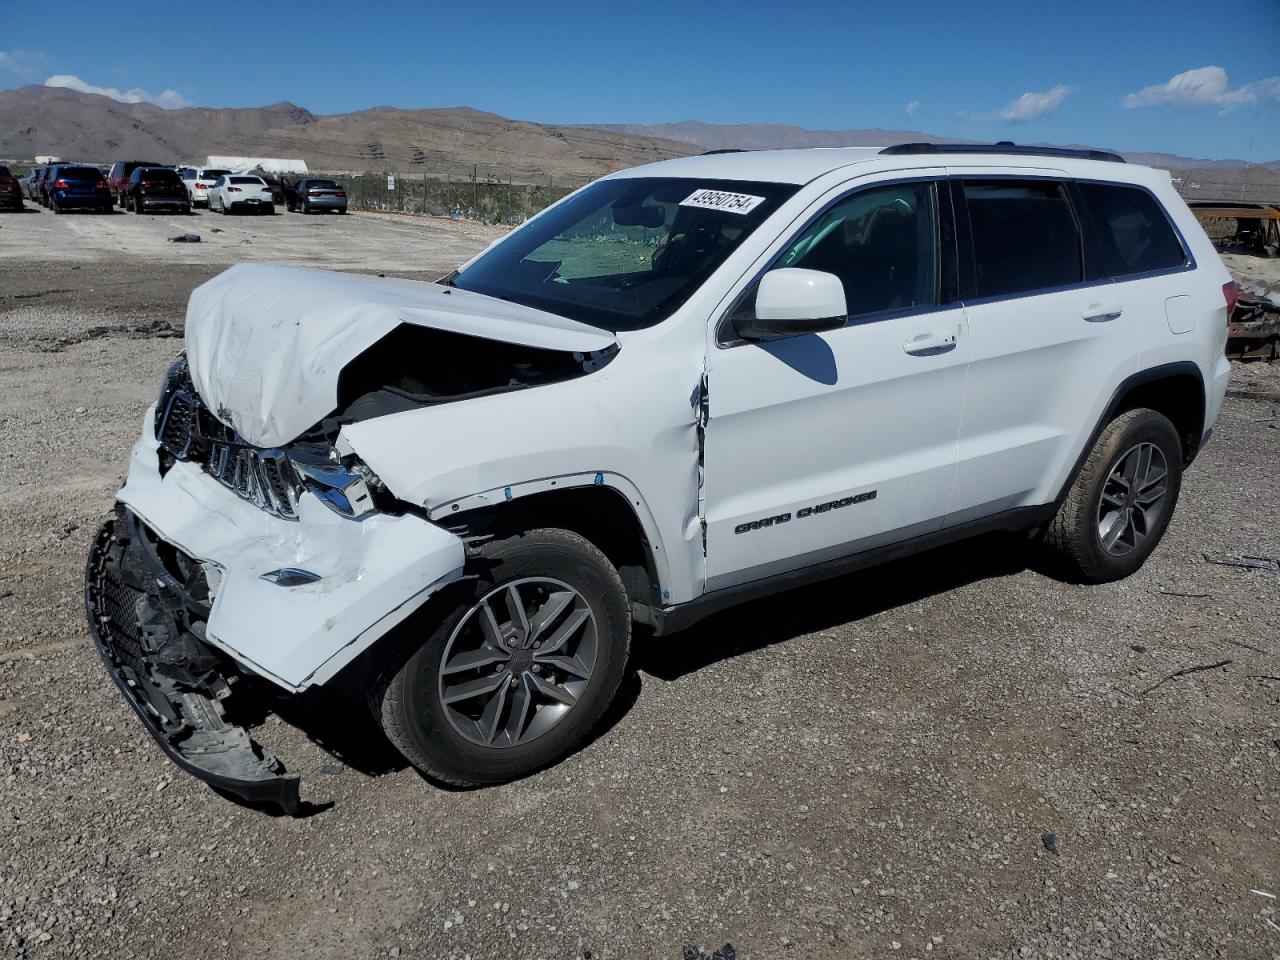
[207,443,300,519]
[154,357,301,521]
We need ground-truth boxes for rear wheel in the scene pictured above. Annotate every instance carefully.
[1042,408,1183,582]
[374,528,631,786]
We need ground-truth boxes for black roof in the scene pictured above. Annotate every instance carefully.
[880,142,1126,163]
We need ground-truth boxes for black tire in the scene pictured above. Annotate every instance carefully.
[374,528,631,786]
[1042,408,1183,582]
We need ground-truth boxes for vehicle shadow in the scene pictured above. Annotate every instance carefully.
[635,531,1033,682]
[215,532,1031,814]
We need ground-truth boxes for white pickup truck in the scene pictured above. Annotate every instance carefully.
[86,143,1234,812]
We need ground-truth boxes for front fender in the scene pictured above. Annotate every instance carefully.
[340,360,705,603]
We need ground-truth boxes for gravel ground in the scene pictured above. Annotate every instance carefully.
[1,208,1279,960]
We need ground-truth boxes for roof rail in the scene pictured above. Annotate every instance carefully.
[880,142,1126,163]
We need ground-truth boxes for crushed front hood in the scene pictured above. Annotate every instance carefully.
[185,263,616,447]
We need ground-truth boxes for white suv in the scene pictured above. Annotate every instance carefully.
[87,143,1234,811]
[179,166,231,207]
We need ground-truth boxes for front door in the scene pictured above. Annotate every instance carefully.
[703,176,969,591]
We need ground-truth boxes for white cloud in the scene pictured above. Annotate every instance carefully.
[905,100,922,118]
[0,49,44,80]
[1122,66,1280,114]
[995,84,1075,122]
[43,73,190,109]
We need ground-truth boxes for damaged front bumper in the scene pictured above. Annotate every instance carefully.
[86,510,303,812]
[85,410,468,810]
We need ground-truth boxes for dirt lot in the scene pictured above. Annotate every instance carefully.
[1,206,1279,960]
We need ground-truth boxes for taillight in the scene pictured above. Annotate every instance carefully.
[53,179,68,188]
[308,189,321,195]
[195,183,207,189]
[336,191,346,198]
[1223,280,1241,319]
[227,187,242,193]
[96,179,107,189]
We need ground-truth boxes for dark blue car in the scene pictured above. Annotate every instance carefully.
[45,164,112,213]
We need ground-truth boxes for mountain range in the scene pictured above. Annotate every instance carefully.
[2,85,1277,184]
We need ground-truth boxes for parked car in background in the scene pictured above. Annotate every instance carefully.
[123,167,190,214]
[253,172,287,205]
[288,177,347,214]
[107,160,162,207]
[209,174,275,214]
[0,166,23,211]
[22,166,45,202]
[43,164,112,213]
[180,166,232,207]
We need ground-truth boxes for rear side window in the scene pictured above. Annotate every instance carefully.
[1077,183,1187,277]
[962,180,1082,298]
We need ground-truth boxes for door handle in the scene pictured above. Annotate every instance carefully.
[903,333,957,356]
[1083,304,1123,323]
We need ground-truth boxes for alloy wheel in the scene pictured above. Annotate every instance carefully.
[437,578,598,748]
[1096,441,1169,557]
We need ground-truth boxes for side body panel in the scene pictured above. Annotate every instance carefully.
[700,169,970,589]
[944,165,1142,517]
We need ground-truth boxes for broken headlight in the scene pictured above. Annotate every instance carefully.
[288,444,381,520]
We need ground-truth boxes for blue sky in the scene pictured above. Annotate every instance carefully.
[3,0,1279,160]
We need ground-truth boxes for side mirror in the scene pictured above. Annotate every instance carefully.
[734,268,847,340]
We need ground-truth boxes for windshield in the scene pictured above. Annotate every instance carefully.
[451,177,798,331]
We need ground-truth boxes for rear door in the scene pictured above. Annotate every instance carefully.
[945,170,1140,521]
[703,172,970,590]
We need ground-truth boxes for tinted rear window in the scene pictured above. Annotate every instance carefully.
[1077,183,1187,277]
[307,179,338,189]
[0,166,10,177]
[141,169,180,182]
[201,169,230,179]
[230,176,263,185]
[962,180,1083,299]
[60,166,102,179]
[125,161,160,174]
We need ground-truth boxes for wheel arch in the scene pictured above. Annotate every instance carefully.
[433,479,669,618]
[1055,360,1207,507]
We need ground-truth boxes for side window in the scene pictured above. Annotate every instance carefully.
[962,180,1082,298]
[1077,183,1187,277]
[771,181,940,321]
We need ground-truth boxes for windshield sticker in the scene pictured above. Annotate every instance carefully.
[680,189,766,215]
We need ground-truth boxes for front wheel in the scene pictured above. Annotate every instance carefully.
[374,528,631,786]
[1042,408,1183,582]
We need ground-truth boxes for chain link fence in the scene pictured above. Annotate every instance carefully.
[321,169,593,224]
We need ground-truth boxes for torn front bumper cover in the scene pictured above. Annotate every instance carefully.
[86,411,468,811]
[86,510,302,812]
